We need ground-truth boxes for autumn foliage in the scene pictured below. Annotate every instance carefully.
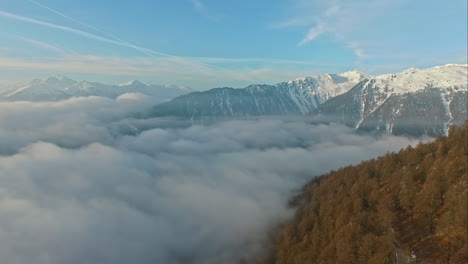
[263,123,468,264]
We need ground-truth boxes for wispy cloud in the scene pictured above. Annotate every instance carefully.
[347,41,368,60]
[296,3,340,46]
[23,1,243,74]
[0,6,330,87]
[277,0,402,59]
[296,3,341,44]
[190,0,222,21]
[353,48,366,59]
[298,22,328,46]
[0,7,236,77]
[0,10,169,58]
[324,4,341,17]
[25,0,172,58]
[0,2,340,87]
[0,10,143,53]
[27,0,102,32]
[18,37,74,55]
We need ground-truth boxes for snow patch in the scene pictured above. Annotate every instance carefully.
[116,93,150,101]
[117,80,148,87]
[374,64,468,94]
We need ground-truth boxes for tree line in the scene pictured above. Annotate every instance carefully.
[262,123,467,264]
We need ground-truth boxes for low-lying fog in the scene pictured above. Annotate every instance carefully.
[0,95,419,264]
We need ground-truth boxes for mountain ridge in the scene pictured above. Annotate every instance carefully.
[149,69,371,119]
[313,64,467,136]
[0,76,192,103]
[148,64,467,136]
[2,64,466,137]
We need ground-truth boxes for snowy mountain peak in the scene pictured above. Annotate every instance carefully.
[439,63,468,68]
[374,64,468,94]
[338,70,372,82]
[118,80,148,87]
[46,74,75,83]
[314,64,468,136]
[1,77,190,102]
[54,74,66,80]
[287,70,371,86]
[287,76,314,84]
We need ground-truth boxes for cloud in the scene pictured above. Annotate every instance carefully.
[324,4,341,17]
[27,0,103,33]
[24,1,178,59]
[23,0,217,70]
[1,4,340,87]
[296,3,340,45]
[0,11,118,48]
[0,8,243,84]
[0,97,419,264]
[298,22,328,46]
[353,48,366,58]
[190,0,222,21]
[0,10,169,58]
[278,0,403,58]
[18,37,74,55]
[348,41,368,59]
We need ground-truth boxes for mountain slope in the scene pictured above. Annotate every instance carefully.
[0,76,190,102]
[149,71,370,119]
[314,64,468,136]
[1,76,76,101]
[262,123,468,264]
[148,64,466,137]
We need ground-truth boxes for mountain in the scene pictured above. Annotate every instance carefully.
[262,123,468,264]
[149,71,370,119]
[147,64,467,136]
[313,64,468,136]
[1,76,76,101]
[0,75,191,102]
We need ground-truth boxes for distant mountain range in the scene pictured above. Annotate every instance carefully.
[1,64,466,137]
[148,64,467,136]
[0,75,191,103]
[149,70,370,119]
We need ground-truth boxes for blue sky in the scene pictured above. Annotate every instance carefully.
[0,0,466,90]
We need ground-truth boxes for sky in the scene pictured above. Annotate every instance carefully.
[0,0,466,90]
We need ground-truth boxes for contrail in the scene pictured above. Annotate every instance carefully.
[18,36,72,55]
[0,10,157,56]
[24,0,234,73]
[26,0,168,57]
[28,0,101,32]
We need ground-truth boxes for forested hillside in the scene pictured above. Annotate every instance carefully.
[263,123,467,264]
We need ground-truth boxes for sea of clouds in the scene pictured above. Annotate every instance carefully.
[0,94,419,264]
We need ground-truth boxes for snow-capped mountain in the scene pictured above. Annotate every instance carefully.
[149,71,369,119]
[314,64,468,136]
[1,76,75,101]
[3,65,466,137]
[0,75,191,102]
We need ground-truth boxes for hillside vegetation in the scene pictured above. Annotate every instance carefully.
[263,123,467,264]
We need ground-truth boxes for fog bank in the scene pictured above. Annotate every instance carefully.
[0,96,419,264]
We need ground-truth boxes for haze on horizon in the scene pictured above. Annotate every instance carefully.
[0,0,466,90]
